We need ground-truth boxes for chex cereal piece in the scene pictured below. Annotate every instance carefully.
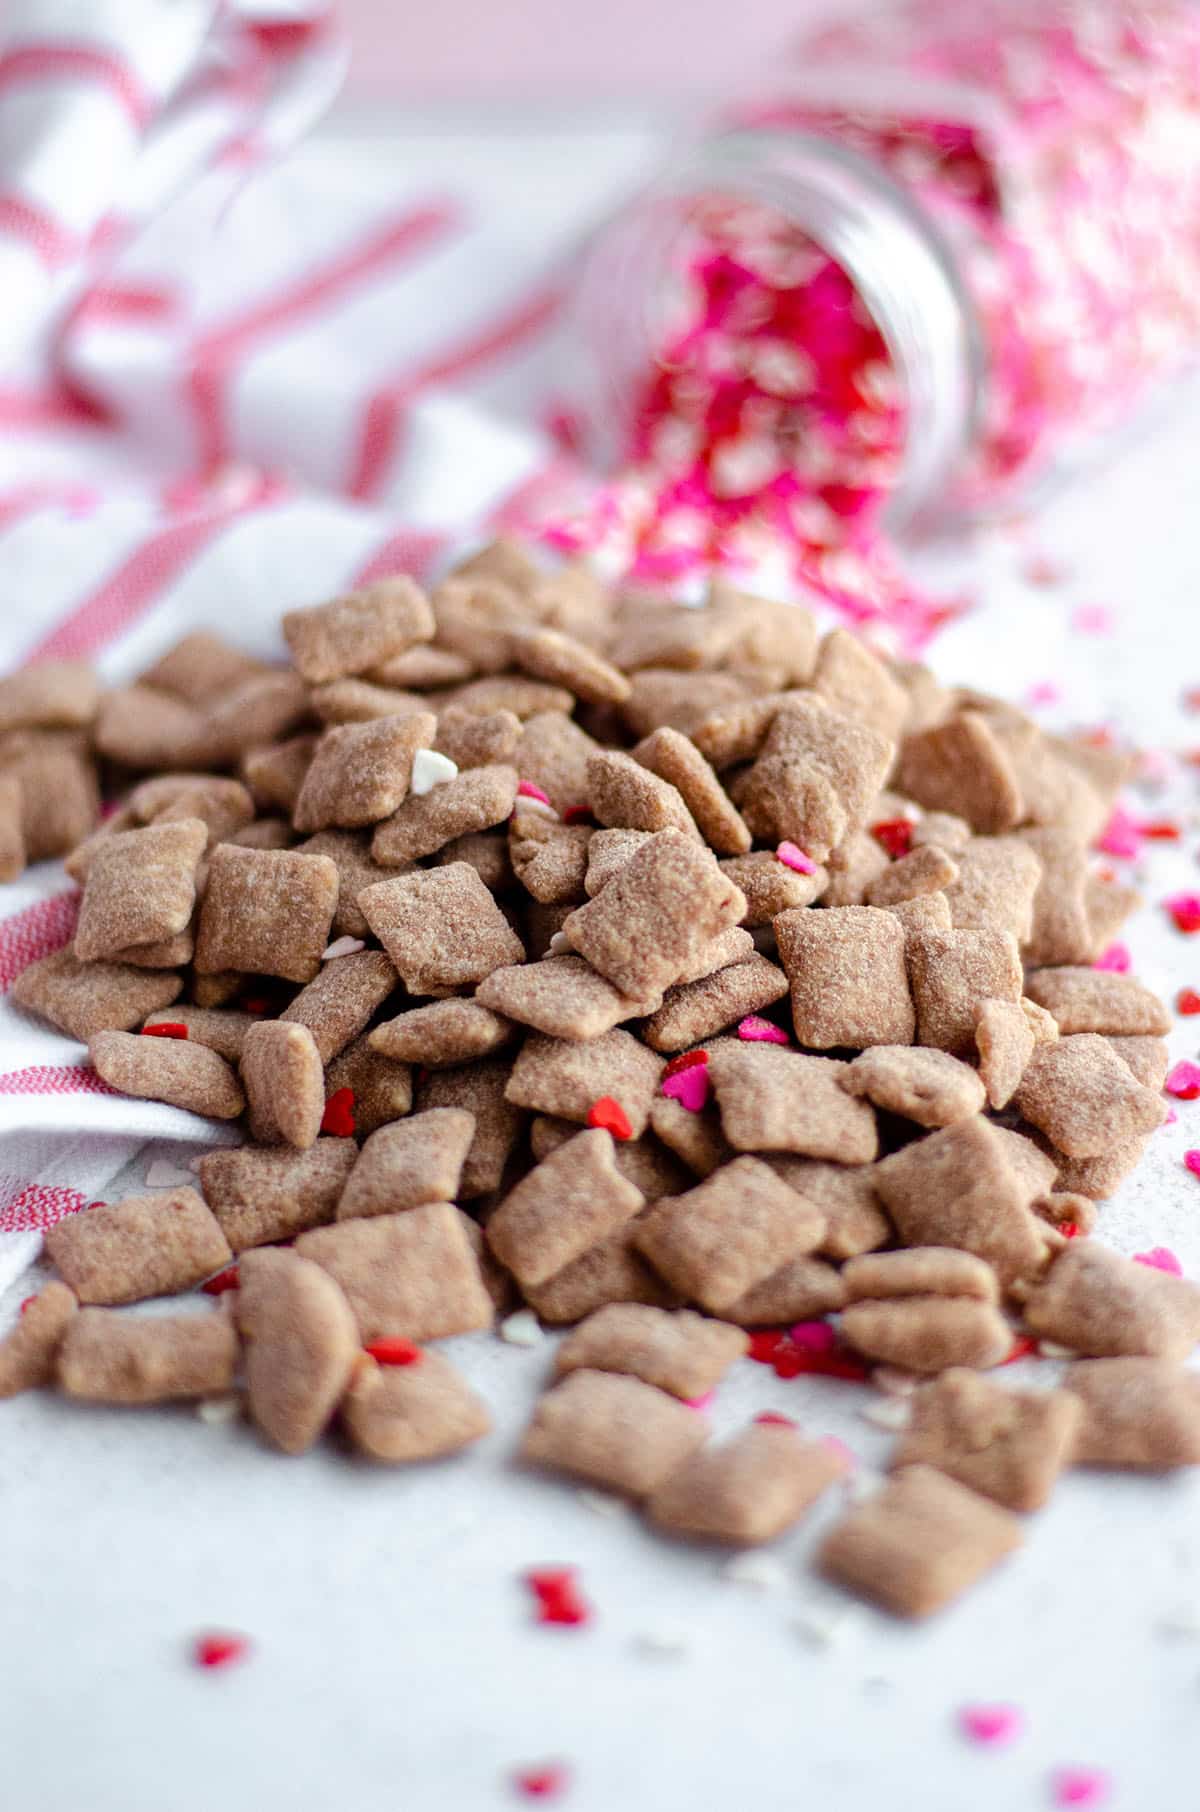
[195,845,338,984]
[718,850,826,924]
[741,698,894,860]
[12,949,183,1040]
[1085,874,1140,949]
[520,1369,707,1497]
[1014,1035,1166,1159]
[530,1115,690,1199]
[457,1211,515,1316]
[0,658,98,733]
[707,1044,878,1163]
[990,1124,1060,1199]
[892,1369,1080,1510]
[940,837,1042,942]
[821,830,892,907]
[243,735,318,814]
[776,905,914,1049]
[114,928,195,969]
[511,625,631,705]
[130,773,255,846]
[907,926,1023,1055]
[623,668,753,741]
[241,1021,325,1150]
[818,1464,1023,1619]
[1023,967,1171,1037]
[58,1308,238,1405]
[279,949,397,1063]
[0,770,23,879]
[89,1029,245,1119]
[1106,1035,1170,1089]
[689,691,790,767]
[677,927,757,987]
[586,749,698,838]
[45,1187,232,1305]
[429,577,526,677]
[296,1203,495,1342]
[1019,1242,1200,1361]
[73,818,206,963]
[478,956,657,1042]
[359,864,523,995]
[93,687,218,771]
[293,830,392,939]
[554,1304,747,1399]
[293,713,437,833]
[342,1350,491,1462]
[633,1156,824,1313]
[563,829,745,1000]
[630,727,751,855]
[505,714,593,812]
[369,998,512,1068]
[417,1057,524,1197]
[650,1096,734,1177]
[1032,1190,1098,1236]
[643,956,788,1054]
[841,1047,986,1128]
[433,705,522,772]
[841,1249,1011,1371]
[524,1222,678,1323]
[895,713,1023,834]
[705,579,819,686]
[199,1139,358,1250]
[336,1110,475,1219]
[142,630,272,705]
[1065,1358,1200,1468]
[1047,1133,1152,1202]
[584,828,655,896]
[883,890,953,951]
[614,593,746,673]
[283,577,434,684]
[145,1006,255,1061]
[449,675,573,719]
[0,1282,77,1396]
[764,1158,890,1260]
[723,1254,847,1325]
[324,1036,412,1136]
[647,1421,848,1546]
[974,999,1035,1110]
[508,815,590,905]
[236,1248,359,1453]
[864,844,960,907]
[812,628,909,740]
[872,1117,1054,1289]
[453,536,544,591]
[487,1129,644,1286]
[310,678,427,725]
[1018,829,1093,966]
[505,1029,663,1136]
[844,1246,999,1303]
[206,672,311,763]
[434,829,514,893]
[369,644,472,688]
[372,763,518,864]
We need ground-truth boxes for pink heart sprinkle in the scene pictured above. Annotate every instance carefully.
[1092,943,1130,974]
[517,780,552,805]
[1026,681,1061,708]
[1095,806,1141,860]
[1186,1150,1200,1178]
[1134,1246,1183,1275]
[661,1064,710,1112]
[1051,1766,1110,1808]
[684,1390,714,1412]
[1165,1108,1179,1126]
[959,1704,1023,1747]
[1165,1060,1200,1099]
[1071,604,1115,636]
[776,840,817,875]
[738,1015,789,1045]
[790,1320,837,1354]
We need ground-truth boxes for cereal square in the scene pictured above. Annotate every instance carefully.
[523,1220,679,1323]
[893,1369,1082,1510]
[839,1297,1013,1372]
[707,1044,878,1163]
[336,1109,475,1218]
[895,712,1024,834]
[486,1128,645,1286]
[840,1046,986,1127]
[509,815,592,904]
[195,845,339,984]
[974,998,1035,1110]
[721,1255,846,1325]
[372,763,518,863]
[12,949,183,1040]
[520,1369,707,1497]
[241,1020,325,1149]
[89,1029,245,1119]
[369,998,513,1068]
[478,955,656,1042]
[633,1156,824,1312]
[642,955,788,1054]
[359,864,524,995]
[0,1282,77,1397]
[293,829,392,939]
[342,1350,491,1462]
[1022,967,1172,1037]
[283,577,434,684]
[417,1057,525,1197]
[296,1203,494,1342]
[236,1247,360,1453]
[554,1304,747,1399]
[58,1308,238,1405]
[1066,1358,1200,1469]
[505,1028,664,1136]
[812,628,909,740]
[199,1138,358,1250]
[1019,1243,1200,1361]
[647,1422,847,1544]
[280,948,398,1063]
[631,727,751,855]
[775,905,915,1049]
[45,1187,231,1305]
[1014,1034,1166,1159]
[512,626,631,705]
[941,836,1042,942]
[293,712,437,832]
[907,926,1023,1055]
[586,749,698,837]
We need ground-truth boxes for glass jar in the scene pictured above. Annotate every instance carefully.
[556,0,1200,591]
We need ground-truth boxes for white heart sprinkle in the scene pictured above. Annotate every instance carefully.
[197,1396,242,1426]
[794,1603,860,1649]
[514,796,558,820]
[1038,1340,1076,1359]
[322,936,365,961]
[143,1159,195,1188]
[547,932,572,955]
[410,748,458,796]
[860,1398,912,1432]
[634,1626,690,1658]
[721,1553,789,1592]
[499,1309,545,1347]
[577,1488,629,1519]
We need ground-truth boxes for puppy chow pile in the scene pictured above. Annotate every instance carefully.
[3,538,1197,1621]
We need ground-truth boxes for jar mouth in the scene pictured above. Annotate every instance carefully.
[565,127,984,537]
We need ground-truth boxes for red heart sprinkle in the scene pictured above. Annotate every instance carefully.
[562,805,593,825]
[141,1022,188,1039]
[18,1295,36,1316]
[202,1265,240,1296]
[587,1097,632,1141]
[1003,1335,1040,1364]
[364,1337,423,1366]
[321,1087,356,1136]
[662,1050,709,1078]
[870,817,913,859]
[513,1763,570,1799]
[1177,988,1200,1015]
[525,1568,592,1627]
[1141,819,1181,841]
[754,1412,797,1428]
[1058,1223,1081,1240]
[193,1632,251,1670]
[747,1330,786,1364]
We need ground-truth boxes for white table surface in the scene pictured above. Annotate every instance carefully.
[4,112,1200,1812]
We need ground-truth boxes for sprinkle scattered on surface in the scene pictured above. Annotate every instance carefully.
[192,1631,251,1671]
[958,1703,1024,1747]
